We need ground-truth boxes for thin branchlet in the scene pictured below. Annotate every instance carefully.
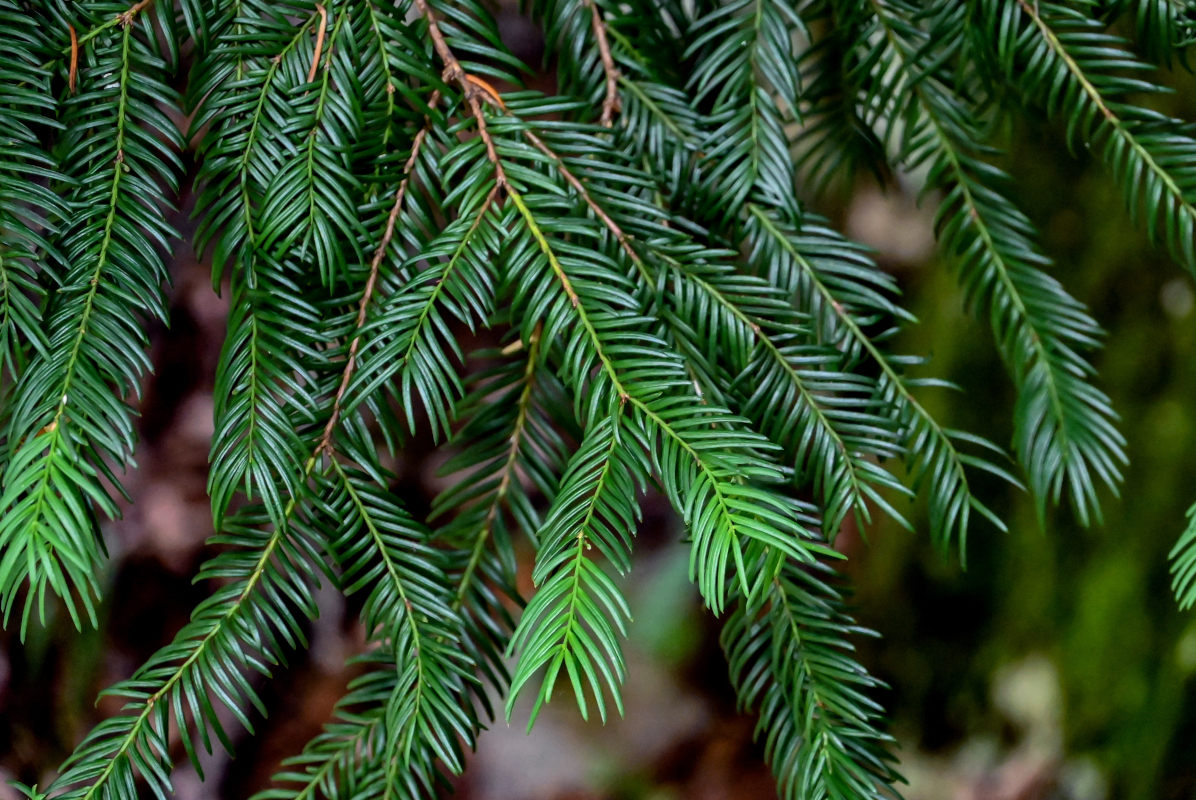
[318,90,443,455]
[585,0,620,126]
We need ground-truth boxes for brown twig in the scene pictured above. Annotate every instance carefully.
[317,91,442,455]
[464,74,506,111]
[413,0,508,188]
[66,0,151,55]
[585,0,620,127]
[307,3,328,83]
[117,0,151,28]
[68,24,78,94]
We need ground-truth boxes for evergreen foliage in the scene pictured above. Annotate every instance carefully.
[1,0,1195,797]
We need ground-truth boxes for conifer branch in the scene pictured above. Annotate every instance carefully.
[451,325,541,612]
[989,0,1196,275]
[722,558,901,800]
[747,201,1012,551]
[519,127,906,534]
[413,0,508,188]
[50,514,298,799]
[319,95,440,455]
[860,0,1125,524]
[1,0,182,630]
[507,416,633,726]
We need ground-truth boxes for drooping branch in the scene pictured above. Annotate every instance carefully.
[318,91,442,455]
[452,323,541,611]
[413,0,509,187]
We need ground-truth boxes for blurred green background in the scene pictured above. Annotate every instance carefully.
[831,67,1196,798]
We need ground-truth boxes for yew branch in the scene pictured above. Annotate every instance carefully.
[318,92,442,455]
[413,0,509,187]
